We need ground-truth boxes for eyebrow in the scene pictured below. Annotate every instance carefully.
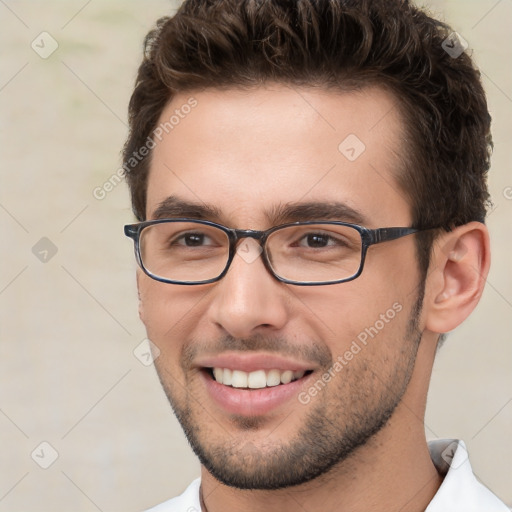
[267,201,367,225]
[152,196,223,222]
[151,195,367,226]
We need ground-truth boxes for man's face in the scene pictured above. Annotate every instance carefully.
[139,85,425,489]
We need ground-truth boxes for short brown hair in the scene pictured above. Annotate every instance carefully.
[123,0,492,273]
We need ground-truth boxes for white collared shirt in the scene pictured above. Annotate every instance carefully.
[146,439,510,511]
[425,439,509,511]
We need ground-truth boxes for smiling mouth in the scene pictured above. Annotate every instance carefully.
[206,367,314,389]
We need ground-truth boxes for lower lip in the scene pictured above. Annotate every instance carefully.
[201,371,311,416]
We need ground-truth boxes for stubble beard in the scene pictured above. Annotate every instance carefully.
[153,289,425,490]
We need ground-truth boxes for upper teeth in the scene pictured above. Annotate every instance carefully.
[212,368,306,389]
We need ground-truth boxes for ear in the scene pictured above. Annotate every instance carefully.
[424,222,490,334]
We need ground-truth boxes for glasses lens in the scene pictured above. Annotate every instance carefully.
[267,224,362,283]
[139,221,229,282]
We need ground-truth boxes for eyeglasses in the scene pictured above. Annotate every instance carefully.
[124,218,422,286]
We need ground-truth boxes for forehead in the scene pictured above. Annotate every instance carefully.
[146,84,411,227]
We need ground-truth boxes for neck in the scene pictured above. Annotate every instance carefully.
[200,337,443,512]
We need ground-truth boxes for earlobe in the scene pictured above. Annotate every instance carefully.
[425,222,490,334]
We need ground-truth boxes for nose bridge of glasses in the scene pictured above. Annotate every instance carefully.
[232,228,267,244]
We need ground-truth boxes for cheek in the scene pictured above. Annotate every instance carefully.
[138,277,206,348]
[300,268,412,353]
[304,290,393,347]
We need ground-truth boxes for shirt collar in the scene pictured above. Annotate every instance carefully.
[426,439,508,511]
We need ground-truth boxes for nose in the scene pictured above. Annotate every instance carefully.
[207,239,290,339]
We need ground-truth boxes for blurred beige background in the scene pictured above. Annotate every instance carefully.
[0,1,510,510]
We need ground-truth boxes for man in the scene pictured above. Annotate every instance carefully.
[122,0,509,510]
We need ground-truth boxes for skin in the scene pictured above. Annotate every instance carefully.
[137,85,490,512]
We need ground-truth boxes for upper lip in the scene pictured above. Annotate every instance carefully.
[195,352,315,373]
